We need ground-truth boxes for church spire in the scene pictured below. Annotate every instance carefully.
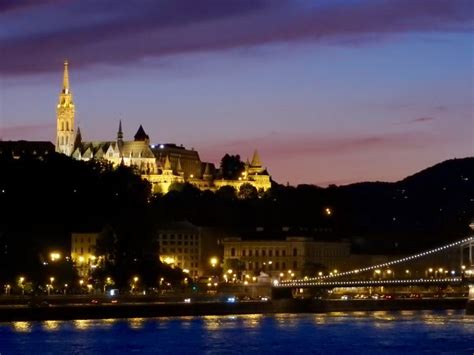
[117,120,123,140]
[62,60,70,93]
[73,126,82,149]
[56,59,75,156]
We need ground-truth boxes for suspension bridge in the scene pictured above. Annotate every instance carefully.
[273,235,474,292]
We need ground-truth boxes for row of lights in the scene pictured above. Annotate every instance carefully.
[281,236,474,285]
[276,277,463,288]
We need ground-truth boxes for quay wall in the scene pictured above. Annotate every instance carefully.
[0,298,468,322]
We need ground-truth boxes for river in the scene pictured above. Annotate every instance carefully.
[0,310,473,354]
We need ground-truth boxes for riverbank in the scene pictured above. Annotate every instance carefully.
[0,298,469,322]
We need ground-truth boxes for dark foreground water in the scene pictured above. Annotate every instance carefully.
[0,310,473,354]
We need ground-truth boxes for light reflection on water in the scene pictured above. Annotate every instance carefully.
[128,317,145,329]
[42,320,60,331]
[0,311,473,353]
[273,313,300,328]
[12,321,31,333]
[241,314,264,328]
[73,319,92,330]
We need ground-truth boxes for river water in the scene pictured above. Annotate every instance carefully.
[0,310,473,354]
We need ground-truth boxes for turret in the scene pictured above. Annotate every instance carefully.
[163,155,172,171]
[177,158,184,176]
[203,163,212,180]
[248,149,265,174]
[250,149,262,168]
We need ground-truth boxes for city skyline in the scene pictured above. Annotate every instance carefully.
[1,0,473,185]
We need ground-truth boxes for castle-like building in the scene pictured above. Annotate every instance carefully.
[56,61,271,194]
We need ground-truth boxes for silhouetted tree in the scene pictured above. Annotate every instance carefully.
[239,183,258,199]
[220,154,245,179]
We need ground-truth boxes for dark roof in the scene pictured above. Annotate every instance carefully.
[134,125,149,141]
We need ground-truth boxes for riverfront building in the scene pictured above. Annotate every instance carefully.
[156,221,202,278]
[222,237,352,278]
[71,232,99,277]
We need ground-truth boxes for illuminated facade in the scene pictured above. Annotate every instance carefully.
[156,221,202,277]
[56,60,75,155]
[71,232,99,276]
[222,237,351,278]
[55,61,272,194]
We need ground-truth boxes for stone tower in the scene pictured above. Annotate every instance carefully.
[56,60,75,155]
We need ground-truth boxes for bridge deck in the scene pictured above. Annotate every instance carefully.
[276,277,464,288]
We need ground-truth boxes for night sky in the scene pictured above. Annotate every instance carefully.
[0,0,472,185]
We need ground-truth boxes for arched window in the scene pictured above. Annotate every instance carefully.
[293,248,297,257]
[231,248,235,257]
[66,122,69,131]
[61,122,64,130]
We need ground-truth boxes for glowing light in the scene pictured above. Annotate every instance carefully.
[161,256,175,265]
[50,252,61,262]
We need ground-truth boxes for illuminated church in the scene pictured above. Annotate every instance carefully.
[56,61,271,194]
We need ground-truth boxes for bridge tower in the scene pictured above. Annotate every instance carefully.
[463,226,474,314]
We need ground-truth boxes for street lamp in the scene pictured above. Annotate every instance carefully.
[131,276,139,293]
[210,257,218,268]
[19,277,25,295]
[50,252,61,262]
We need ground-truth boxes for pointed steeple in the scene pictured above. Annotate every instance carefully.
[62,60,70,94]
[176,157,183,172]
[163,155,172,170]
[117,120,123,141]
[251,149,262,167]
[74,127,82,149]
[56,59,75,156]
[117,120,124,154]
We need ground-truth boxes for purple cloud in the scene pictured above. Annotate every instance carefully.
[409,117,435,123]
[198,130,433,163]
[1,0,472,75]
